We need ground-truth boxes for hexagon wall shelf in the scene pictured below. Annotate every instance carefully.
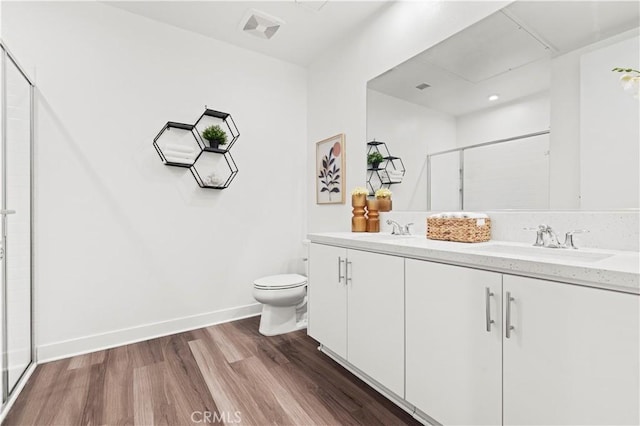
[154,108,240,189]
[366,140,405,196]
[153,122,205,168]
[194,109,240,152]
[191,150,239,189]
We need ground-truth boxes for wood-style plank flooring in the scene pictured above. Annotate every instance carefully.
[3,316,419,425]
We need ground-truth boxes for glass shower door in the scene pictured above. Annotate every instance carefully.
[1,47,33,398]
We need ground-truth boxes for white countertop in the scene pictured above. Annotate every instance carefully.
[307,232,640,294]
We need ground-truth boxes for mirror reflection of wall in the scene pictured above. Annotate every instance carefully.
[366,1,639,211]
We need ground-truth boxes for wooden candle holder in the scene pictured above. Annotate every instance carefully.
[352,194,367,232]
[377,197,392,212]
[366,198,380,233]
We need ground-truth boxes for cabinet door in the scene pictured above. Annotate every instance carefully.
[503,275,640,425]
[405,259,502,425]
[308,244,348,359]
[347,249,405,397]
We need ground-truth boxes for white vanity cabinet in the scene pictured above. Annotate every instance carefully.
[503,275,640,425]
[405,259,639,425]
[405,259,503,425]
[308,243,348,358]
[309,235,639,425]
[308,243,405,396]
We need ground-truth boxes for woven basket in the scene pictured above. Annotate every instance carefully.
[427,217,491,243]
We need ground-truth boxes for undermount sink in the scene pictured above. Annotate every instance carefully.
[349,233,419,241]
[470,244,613,263]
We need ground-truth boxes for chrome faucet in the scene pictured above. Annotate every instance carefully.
[387,220,414,235]
[526,225,589,249]
[563,229,589,249]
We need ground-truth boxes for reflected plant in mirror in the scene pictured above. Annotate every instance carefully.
[367,1,639,211]
[612,67,640,98]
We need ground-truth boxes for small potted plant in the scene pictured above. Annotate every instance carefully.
[202,125,228,150]
[367,152,385,169]
[375,188,393,212]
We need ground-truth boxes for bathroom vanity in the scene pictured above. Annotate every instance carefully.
[306,233,639,425]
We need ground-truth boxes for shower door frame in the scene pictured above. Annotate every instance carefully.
[426,130,551,211]
[0,39,35,404]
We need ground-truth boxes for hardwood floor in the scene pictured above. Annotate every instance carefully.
[3,316,419,425]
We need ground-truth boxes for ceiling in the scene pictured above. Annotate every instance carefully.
[105,1,390,66]
[368,1,640,117]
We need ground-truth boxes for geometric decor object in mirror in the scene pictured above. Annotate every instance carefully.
[366,140,405,196]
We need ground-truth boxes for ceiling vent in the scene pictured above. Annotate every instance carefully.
[240,9,285,40]
[416,83,431,90]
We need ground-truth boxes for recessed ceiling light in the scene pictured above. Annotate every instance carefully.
[416,83,431,90]
[488,94,500,101]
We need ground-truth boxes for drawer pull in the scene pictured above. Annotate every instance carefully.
[506,291,515,339]
[485,287,495,332]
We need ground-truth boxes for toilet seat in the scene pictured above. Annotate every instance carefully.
[253,274,307,290]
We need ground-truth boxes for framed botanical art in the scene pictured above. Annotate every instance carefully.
[316,133,345,204]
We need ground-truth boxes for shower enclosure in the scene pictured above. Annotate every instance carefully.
[0,41,34,405]
[427,131,551,211]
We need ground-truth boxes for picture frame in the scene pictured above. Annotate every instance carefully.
[316,133,345,204]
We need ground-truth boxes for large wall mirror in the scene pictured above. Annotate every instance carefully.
[367,1,639,211]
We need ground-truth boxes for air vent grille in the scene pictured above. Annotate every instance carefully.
[241,9,285,40]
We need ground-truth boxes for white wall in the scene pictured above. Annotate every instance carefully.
[366,89,456,211]
[307,1,510,232]
[3,2,308,360]
[580,35,639,210]
[550,28,639,209]
[456,91,550,147]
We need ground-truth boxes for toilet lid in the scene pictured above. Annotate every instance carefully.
[253,274,307,290]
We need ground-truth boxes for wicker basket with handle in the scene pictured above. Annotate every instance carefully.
[427,217,491,243]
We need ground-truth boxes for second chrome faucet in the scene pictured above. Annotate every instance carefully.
[526,224,589,249]
[387,220,414,236]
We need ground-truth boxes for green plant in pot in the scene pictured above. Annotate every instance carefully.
[367,151,385,169]
[202,125,228,150]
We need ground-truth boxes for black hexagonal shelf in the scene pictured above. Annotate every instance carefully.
[153,122,205,168]
[366,140,405,195]
[194,109,240,152]
[154,108,240,190]
[190,150,238,189]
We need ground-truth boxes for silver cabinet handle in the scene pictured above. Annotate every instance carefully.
[485,287,495,332]
[346,260,352,283]
[337,257,345,284]
[505,291,515,338]
[0,210,16,215]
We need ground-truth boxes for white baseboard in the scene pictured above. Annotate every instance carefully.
[37,302,262,363]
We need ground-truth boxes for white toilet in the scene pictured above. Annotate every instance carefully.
[253,273,308,336]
